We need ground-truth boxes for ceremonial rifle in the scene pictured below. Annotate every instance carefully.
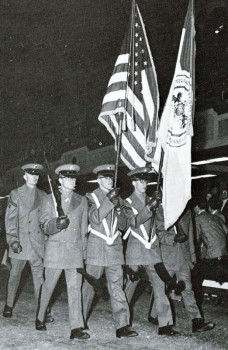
[44,152,65,218]
[43,153,106,295]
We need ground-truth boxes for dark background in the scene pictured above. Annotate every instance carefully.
[1,0,227,173]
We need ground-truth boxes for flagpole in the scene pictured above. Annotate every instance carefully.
[111,0,135,233]
[148,148,163,242]
[114,115,123,187]
[113,0,135,187]
[155,149,164,192]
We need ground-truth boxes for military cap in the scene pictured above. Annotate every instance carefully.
[21,163,43,175]
[93,164,115,178]
[55,164,80,178]
[127,167,152,181]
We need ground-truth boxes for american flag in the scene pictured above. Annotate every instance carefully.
[98,1,159,170]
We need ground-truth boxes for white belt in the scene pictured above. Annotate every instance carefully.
[123,227,156,249]
[89,226,120,245]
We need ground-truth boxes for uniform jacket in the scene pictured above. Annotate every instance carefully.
[40,191,88,269]
[86,187,126,266]
[155,204,196,271]
[5,184,47,260]
[123,192,162,266]
[221,199,228,226]
[195,211,227,259]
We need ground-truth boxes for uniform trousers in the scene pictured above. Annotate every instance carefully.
[38,268,83,330]
[125,264,173,327]
[192,256,228,309]
[151,261,201,321]
[82,264,130,329]
[7,258,43,309]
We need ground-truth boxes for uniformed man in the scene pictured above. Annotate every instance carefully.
[3,164,51,320]
[82,164,138,338]
[152,203,215,333]
[220,187,228,226]
[36,164,90,340]
[123,167,182,336]
[192,199,228,313]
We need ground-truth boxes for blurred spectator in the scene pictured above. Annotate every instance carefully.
[0,198,7,267]
[191,199,228,312]
[208,197,226,224]
[220,187,228,226]
[205,192,212,202]
[210,184,220,197]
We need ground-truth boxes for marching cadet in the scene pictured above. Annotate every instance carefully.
[123,167,184,336]
[82,164,138,338]
[152,202,215,333]
[3,164,53,322]
[36,164,90,340]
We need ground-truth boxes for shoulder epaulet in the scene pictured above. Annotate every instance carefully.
[8,195,17,208]
[85,192,94,208]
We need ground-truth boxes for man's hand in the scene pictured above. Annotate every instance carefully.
[147,190,162,211]
[11,241,22,254]
[167,277,186,295]
[173,224,188,244]
[124,265,139,282]
[56,216,70,230]
[107,188,121,208]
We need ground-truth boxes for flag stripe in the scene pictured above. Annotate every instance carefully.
[108,72,128,86]
[115,54,130,66]
[142,69,155,126]
[98,2,159,170]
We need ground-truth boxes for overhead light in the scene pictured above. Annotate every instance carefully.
[148,174,217,184]
[191,174,217,180]
[215,24,224,34]
[191,157,228,165]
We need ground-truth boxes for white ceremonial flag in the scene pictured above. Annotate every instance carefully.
[157,0,195,229]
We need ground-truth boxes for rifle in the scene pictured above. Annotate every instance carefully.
[43,152,106,296]
[43,152,65,218]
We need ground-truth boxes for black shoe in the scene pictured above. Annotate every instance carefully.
[116,326,138,338]
[35,319,47,331]
[45,313,54,323]
[3,305,13,318]
[148,315,158,325]
[158,325,180,336]
[192,318,215,333]
[70,328,90,340]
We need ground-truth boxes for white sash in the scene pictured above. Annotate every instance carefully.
[123,197,157,249]
[89,192,119,245]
